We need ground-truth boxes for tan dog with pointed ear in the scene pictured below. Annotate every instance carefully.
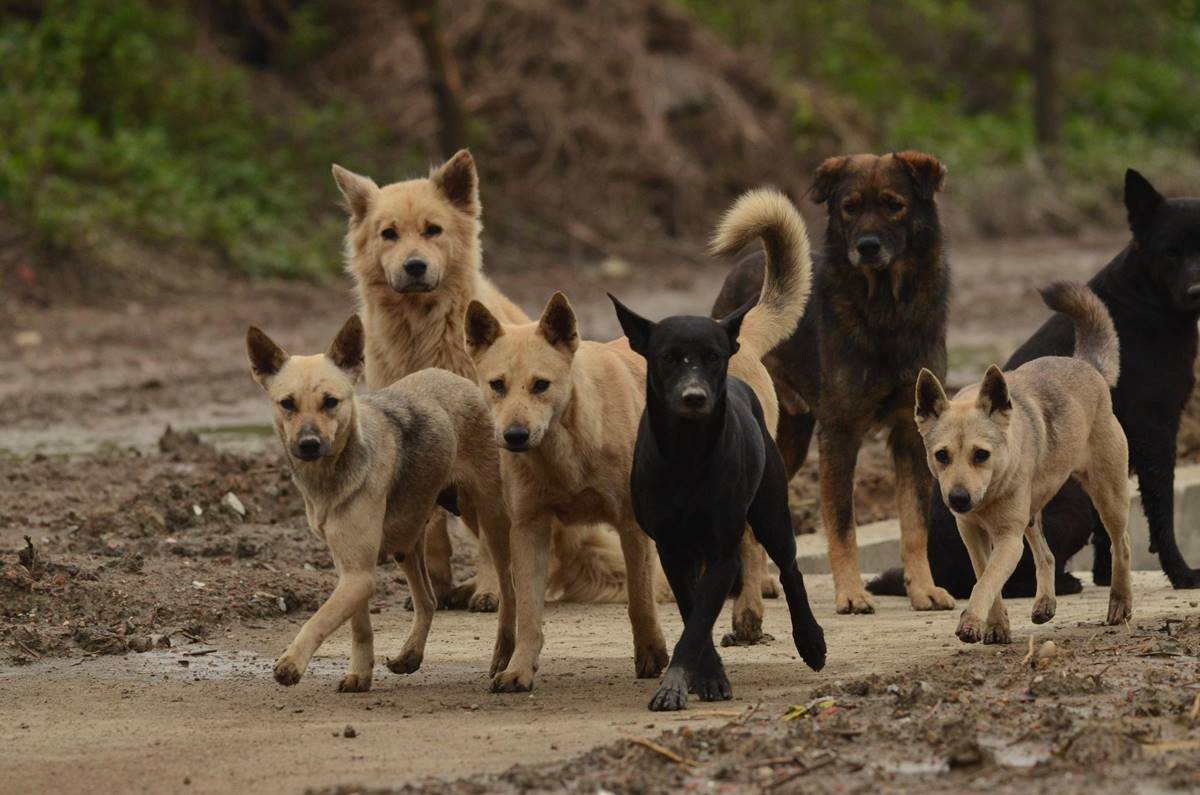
[246,315,516,691]
[914,282,1133,645]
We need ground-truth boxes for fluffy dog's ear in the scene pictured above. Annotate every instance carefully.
[914,368,948,428]
[465,300,503,357]
[608,293,655,357]
[811,156,849,204]
[332,164,379,224]
[719,296,755,355]
[1124,169,1163,243]
[895,151,947,200]
[976,365,1012,419]
[538,292,580,353]
[328,315,365,383]
[432,149,480,217]
[247,326,288,389]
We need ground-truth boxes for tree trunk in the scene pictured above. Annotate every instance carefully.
[401,0,468,158]
[1029,0,1062,151]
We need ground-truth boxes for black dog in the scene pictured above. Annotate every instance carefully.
[869,169,1200,599]
[611,296,826,712]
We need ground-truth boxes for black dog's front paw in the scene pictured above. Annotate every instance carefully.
[691,667,732,702]
[794,625,826,671]
[648,669,689,711]
[1168,567,1200,589]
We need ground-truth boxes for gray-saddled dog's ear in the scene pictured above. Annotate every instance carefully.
[608,293,655,357]
[328,315,365,382]
[247,326,288,389]
[465,299,503,357]
[538,291,580,352]
[976,365,1012,419]
[431,149,480,218]
[331,164,379,224]
[1124,168,1163,243]
[914,368,948,428]
[810,155,849,205]
[718,296,755,356]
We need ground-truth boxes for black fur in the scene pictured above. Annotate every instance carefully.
[610,295,826,712]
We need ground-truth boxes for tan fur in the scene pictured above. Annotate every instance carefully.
[915,282,1132,644]
[246,317,516,691]
[333,150,626,608]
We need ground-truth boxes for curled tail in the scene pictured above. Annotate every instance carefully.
[1039,281,1120,388]
[709,189,812,359]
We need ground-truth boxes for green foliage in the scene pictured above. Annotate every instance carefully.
[0,0,385,278]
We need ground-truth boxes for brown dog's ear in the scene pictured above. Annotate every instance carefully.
[914,368,949,428]
[894,151,947,200]
[328,315,365,382]
[247,326,288,389]
[608,293,655,357]
[811,156,850,204]
[537,292,580,352]
[465,300,503,357]
[976,365,1012,418]
[431,149,480,217]
[331,164,379,224]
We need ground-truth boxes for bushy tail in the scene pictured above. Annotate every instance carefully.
[709,189,812,359]
[1039,281,1120,388]
[865,567,909,597]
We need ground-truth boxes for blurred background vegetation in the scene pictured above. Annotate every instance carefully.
[1,0,1198,294]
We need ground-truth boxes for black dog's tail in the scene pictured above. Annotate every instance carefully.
[1039,281,1120,388]
[865,567,908,597]
[709,189,812,360]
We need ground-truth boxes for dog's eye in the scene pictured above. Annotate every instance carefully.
[279,397,297,412]
[381,228,398,241]
[488,378,506,394]
[934,449,950,465]
[884,197,906,214]
[322,395,340,410]
[702,352,719,364]
[531,379,551,394]
[973,449,991,464]
[423,223,442,238]
[842,198,861,215]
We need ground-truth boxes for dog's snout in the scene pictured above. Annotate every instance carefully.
[502,426,530,450]
[947,487,973,514]
[403,257,428,278]
[296,436,323,460]
[681,389,707,409]
[1188,283,1200,297]
[855,236,882,259]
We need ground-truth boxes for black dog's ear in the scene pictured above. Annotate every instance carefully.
[1124,169,1163,242]
[810,156,849,204]
[431,149,480,218]
[247,326,288,389]
[465,300,504,358]
[538,292,580,352]
[608,293,655,356]
[895,151,947,200]
[718,296,756,355]
[331,164,379,224]
[976,365,1012,419]
[328,315,365,382]
[914,368,948,428]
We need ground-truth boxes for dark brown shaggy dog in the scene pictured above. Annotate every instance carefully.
[712,152,955,614]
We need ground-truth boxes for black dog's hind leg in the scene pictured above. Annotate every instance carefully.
[1091,526,1113,586]
[1133,448,1200,588]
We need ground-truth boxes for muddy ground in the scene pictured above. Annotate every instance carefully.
[3,234,1200,793]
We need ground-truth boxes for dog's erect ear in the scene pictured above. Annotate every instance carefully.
[537,292,580,352]
[247,326,288,389]
[718,296,756,355]
[608,293,655,357]
[327,315,365,382]
[1124,169,1163,242]
[431,149,480,218]
[976,365,1012,419]
[464,300,503,357]
[331,164,379,224]
[895,151,947,200]
[914,368,948,428]
[811,156,849,205]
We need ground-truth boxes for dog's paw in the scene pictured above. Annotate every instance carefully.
[490,668,534,693]
[982,621,1011,645]
[794,625,827,671]
[635,641,669,679]
[761,575,782,599]
[908,584,955,611]
[723,607,767,646]
[648,669,689,712]
[386,649,423,675]
[440,582,475,611]
[1031,595,1057,625]
[489,634,516,678]
[1168,568,1200,589]
[1106,593,1133,625]
[955,612,984,644]
[691,667,732,702]
[468,590,500,613]
[337,673,372,693]
[273,656,303,686]
[835,588,875,615]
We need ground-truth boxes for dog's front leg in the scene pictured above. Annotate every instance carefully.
[957,523,1021,645]
[275,569,375,686]
[1024,515,1057,624]
[817,423,874,614]
[617,521,668,679]
[892,423,955,611]
[491,512,551,693]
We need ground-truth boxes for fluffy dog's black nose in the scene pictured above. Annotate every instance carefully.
[403,258,428,278]
[856,237,882,259]
[297,437,322,458]
[503,427,530,448]
[947,487,973,513]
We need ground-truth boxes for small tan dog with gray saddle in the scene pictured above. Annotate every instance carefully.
[914,282,1133,644]
[246,315,515,690]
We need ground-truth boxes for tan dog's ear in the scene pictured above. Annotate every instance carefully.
[976,365,1012,418]
[811,156,850,204]
[894,151,947,200]
[431,149,480,217]
[247,327,287,389]
[914,368,948,428]
[465,300,503,357]
[328,315,365,382]
[332,164,379,224]
[538,292,579,352]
